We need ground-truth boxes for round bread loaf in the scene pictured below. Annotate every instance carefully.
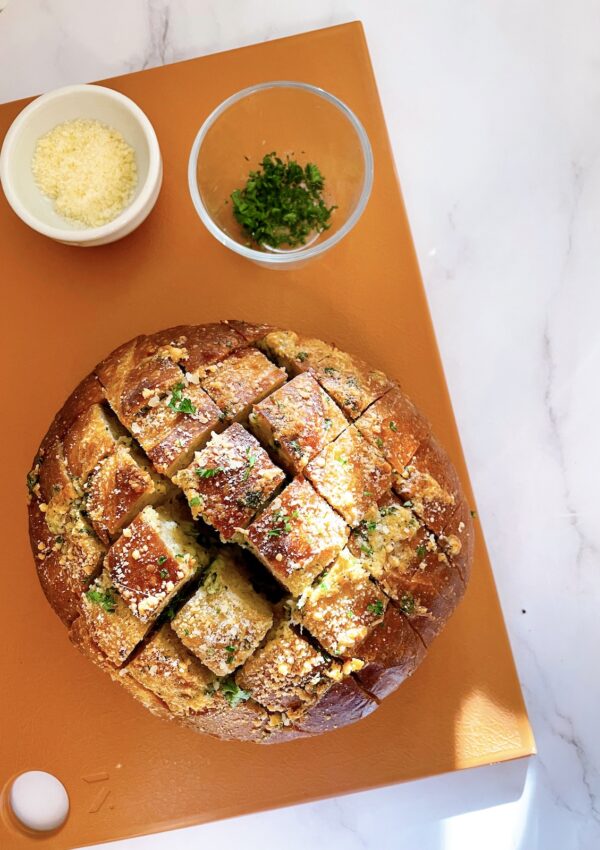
[27,321,473,743]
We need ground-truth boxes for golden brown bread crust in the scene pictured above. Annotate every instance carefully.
[305,425,392,527]
[173,423,286,541]
[29,496,105,626]
[241,478,350,596]
[28,321,474,743]
[248,372,348,475]
[353,605,426,699]
[294,677,379,734]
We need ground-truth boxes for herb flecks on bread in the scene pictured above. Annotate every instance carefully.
[28,322,474,742]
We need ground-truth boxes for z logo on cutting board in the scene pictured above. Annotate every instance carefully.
[82,772,113,814]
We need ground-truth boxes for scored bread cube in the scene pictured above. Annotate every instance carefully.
[171,552,273,676]
[353,605,425,700]
[249,373,347,474]
[63,403,124,484]
[85,444,169,543]
[347,496,420,574]
[257,329,333,376]
[112,668,173,721]
[438,497,474,583]
[391,554,463,648]
[182,691,269,743]
[171,322,246,378]
[298,548,388,657]
[355,387,430,474]
[241,478,349,596]
[30,497,106,626]
[106,505,208,622]
[305,426,392,527]
[81,570,151,665]
[58,512,105,583]
[201,348,287,422]
[310,348,393,420]
[393,435,460,533]
[123,624,216,715]
[36,438,81,535]
[172,423,286,541]
[69,613,118,674]
[292,676,377,735]
[130,381,223,476]
[348,499,463,646]
[235,616,333,717]
[348,496,459,598]
[97,335,186,425]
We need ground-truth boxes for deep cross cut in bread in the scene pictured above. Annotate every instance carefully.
[28,322,474,743]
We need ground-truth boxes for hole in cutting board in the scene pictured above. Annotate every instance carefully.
[8,771,69,833]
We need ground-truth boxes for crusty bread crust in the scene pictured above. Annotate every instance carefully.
[28,322,474,742]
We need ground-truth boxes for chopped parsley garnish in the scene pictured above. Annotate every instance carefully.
[267,509,292,537]
[323,417,332,429]
[359,541,374,556]
[225,645,237,663]
[389,420,398,432]
[168,382,196,415]
[379,505,397,517]
[157,555,167,565]
[196,466,224,479]
[164,601,178,621]
[415,545,426,559]
[242,448,257,481]
[159,568,169,579]
[189,496,201,507]
[231,153,336,249]
[367,600,384,617]
[323,366,337,376]
[85,587,116,613]
[403,500,413,508]
[26,471,39,493]
[289,439,303,457]
[220,677,250,708]
[296,351,309,362]
[354,518,377,540]
[470,509,478,518]
[375,437,384,448]
[399,593,416,615]
[336,456,348,465]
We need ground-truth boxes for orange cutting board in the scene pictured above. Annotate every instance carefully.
[0,21,534,849]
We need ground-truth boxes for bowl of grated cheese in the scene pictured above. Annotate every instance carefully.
[0,84,162,246]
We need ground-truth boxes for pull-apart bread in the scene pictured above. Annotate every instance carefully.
[28,322,473,743]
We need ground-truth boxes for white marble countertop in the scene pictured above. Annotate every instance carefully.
[1,2,598,848]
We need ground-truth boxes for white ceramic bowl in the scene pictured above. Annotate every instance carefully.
[0,84,162,246]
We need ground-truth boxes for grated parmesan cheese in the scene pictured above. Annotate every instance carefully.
[31,118,138,227]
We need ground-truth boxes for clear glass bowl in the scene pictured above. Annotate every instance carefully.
[188,81,373,269]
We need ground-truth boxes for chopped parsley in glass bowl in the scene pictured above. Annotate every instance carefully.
[188,81,373,270]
